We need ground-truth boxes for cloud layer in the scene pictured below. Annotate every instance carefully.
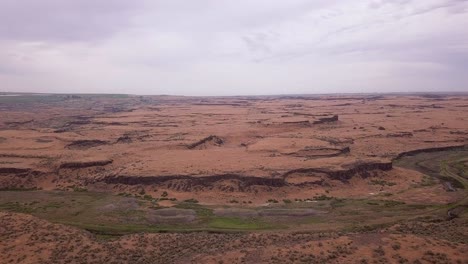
[1,0,468,95]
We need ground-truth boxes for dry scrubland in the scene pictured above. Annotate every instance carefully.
[0,93,467,263]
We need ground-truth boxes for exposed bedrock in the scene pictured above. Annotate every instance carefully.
[0,168,45,190]
[282,161,393,182]
[187,135,224,149]
[116,134,132,143]
[0,167,43,177]
[0,167,33,174]
[313,115,338,124]
[65,140,109,150]
[99,174,285,189]
[394,144,467,160]
[287,146,350,159]
[59,159,113,169]
[95,161,393,191]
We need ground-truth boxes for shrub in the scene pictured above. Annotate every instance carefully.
[392,243,401,250]
[73,187,88,192]
[314,194,333,201]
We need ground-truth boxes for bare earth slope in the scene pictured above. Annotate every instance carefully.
[0,93,467,263]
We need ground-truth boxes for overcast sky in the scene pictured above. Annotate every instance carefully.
[1,0,468,95]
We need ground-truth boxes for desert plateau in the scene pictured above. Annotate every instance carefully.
[0,93,467,263]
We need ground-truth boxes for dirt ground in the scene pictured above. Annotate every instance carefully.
[0,211,467,264]
[1,94,467,202]
[0,93,467,263]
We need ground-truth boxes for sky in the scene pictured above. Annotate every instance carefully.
[1,0,468,96]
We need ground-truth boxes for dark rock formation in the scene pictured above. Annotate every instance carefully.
[387,132,413,138]
[313,115,338,124]
[116,135,132,143]
[0,167,32,174]
[282,120,311,126]
[187,135,224,149]
[65,140,109,150]
[287,146,350,159]
[59,160,113,169]
[97,160,393,191]
[98,174,285,192]
[283,161,393,182]
[394,145,467,160]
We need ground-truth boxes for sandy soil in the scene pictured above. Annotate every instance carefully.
[0,94,467,204]
[1,93,467,263]
[0,211,466,264]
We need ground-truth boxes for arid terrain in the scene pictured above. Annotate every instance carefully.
[0,93,467,263]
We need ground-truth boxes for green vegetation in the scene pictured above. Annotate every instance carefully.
[183,198,199,203]
[313,194,333,200]
[0,148,466,236]
[143,194,153,200]
[209,217,271,230]
[72,186,88,192]
[0,187,41,191]
[0,189,455,235]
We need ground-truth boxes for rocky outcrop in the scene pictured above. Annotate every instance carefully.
[387,132,413,138]
[283,161,393,182]
[65,140,109,150]
[329,162,393,180]
[98,174,285,192]
[0,167,42,179]
[187,135,224,149]
[282,120,311,126]
[97,160,393,191]
[59,159,113,169]
[394,145,467,160]
[287,146,350,159]
[116,135,132,143]
[313,115,338,124]
[4,119,34,126]
[0,167,32,174]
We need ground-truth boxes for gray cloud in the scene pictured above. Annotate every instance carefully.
[0,0,141,41]
[0,0,467,95]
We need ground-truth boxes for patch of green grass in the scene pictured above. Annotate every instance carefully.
[40,202,64,211]
[439,176,464,189]
[0,202,36,213]
[183,198,199,203]
[417,175,437,187]
[330,198,346,208]
[72,187,88,192]
[383,200,406,207]
[175,203,213,218]
[313,194,333,201]
[0,187,41,191]
[209,217,271,230]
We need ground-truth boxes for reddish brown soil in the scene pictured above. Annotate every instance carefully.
[1,211,466,264]
[1,94,467,203]
[1,94,468,263]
